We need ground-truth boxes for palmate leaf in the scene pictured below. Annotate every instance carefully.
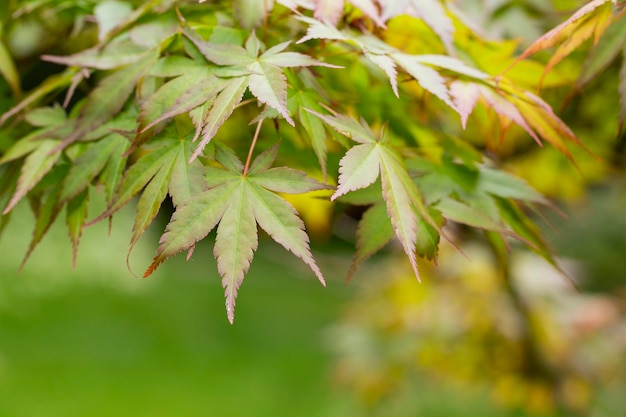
[311,111,431,280]
[182,29,338,129]
[145,143,326,322]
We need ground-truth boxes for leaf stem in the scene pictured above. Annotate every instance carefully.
[243,119,263,177]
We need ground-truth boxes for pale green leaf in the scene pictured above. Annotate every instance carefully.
[248,61,294,125]
[247,142,280,175]
[215,181,258,323]
[379,146,420,280]
[332,143,381,200]
[365,52,399,97]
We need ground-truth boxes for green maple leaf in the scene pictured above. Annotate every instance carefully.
[144,142,327,323]
[181,28,340,159]
[308,110,436,281]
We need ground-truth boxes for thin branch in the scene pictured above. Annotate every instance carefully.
[243,119,263,177]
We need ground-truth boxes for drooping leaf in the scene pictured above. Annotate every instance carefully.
[246,181,326,286]
[59,134,126,204]
[3,140,62,214]
[347,201,395,281]
[476,168,547,204]
[129,152,177,251]
[145,182,236,277]
[435,197,503,231]
[20,182,64,269]
[480,85,542,145]
[66,189,89,268]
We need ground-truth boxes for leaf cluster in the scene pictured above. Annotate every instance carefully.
[0,0,622,321]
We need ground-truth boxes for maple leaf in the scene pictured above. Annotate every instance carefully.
[181,29,339,158]
[144,142,327,323]
[308,110,434,280]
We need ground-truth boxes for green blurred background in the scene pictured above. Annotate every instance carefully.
[1,0,626,416]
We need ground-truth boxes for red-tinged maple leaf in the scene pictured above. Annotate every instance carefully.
[144,142,328,323]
